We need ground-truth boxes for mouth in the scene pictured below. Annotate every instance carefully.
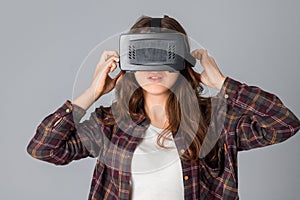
[147,73,164,82]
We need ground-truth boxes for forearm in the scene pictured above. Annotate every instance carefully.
[72,88,98,111]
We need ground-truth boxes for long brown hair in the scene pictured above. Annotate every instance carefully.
[108,15,218,163]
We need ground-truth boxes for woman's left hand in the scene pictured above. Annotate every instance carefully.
[191,49,226,90]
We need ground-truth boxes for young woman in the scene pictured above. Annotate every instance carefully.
[27,15,300,200]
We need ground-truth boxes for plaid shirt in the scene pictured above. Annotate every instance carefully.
[27,77,300,200]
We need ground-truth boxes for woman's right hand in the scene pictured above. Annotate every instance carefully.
[88,50,122,101]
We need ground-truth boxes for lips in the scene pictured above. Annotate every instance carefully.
[147,73,164,82]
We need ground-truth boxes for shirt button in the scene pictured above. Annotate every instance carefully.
[224,94,229,99]
[184,175,189,180]
[66,108,70,113]
[180,149,185,155]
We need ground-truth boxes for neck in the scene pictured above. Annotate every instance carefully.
[143,91,170,129]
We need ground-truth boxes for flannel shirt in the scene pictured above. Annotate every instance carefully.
[27,77,300,200]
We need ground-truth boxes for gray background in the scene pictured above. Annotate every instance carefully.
[1,0,299,199]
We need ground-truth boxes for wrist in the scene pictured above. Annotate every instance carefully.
[86,87,101,102]
[215,75,226,90]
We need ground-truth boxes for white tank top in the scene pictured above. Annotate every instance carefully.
[130,124,184,200]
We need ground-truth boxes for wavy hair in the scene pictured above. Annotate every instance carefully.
[105,15,219,164]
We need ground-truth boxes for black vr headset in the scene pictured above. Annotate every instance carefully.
[119,18,196,72]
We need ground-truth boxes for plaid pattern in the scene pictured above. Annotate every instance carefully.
[27,77,300,200]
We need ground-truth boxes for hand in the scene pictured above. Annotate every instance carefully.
[88,50,123,101]
[191,49,226,90]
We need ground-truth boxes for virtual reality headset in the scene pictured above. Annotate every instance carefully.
[119,18,196,72]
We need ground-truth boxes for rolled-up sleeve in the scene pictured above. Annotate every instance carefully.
[220,77,300,151]
[27,100,108,165]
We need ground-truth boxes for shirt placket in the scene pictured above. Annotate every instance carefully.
[173,130,198,200]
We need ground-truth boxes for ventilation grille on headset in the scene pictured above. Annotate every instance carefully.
[128,43,176,62]
[168,44,176,60]
[128,45,136,60]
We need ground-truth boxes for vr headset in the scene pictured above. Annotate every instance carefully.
[119,18,196,72]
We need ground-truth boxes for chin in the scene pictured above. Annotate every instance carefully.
[142,84,171,95]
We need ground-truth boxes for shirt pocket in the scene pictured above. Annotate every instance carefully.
[201,145,225,179]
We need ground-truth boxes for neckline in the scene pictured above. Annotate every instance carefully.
[149,124,164,132]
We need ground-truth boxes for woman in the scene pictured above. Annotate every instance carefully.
[27,15,300,200]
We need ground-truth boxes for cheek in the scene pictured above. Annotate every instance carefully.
[134,72,147,86]
[170,73,180,85]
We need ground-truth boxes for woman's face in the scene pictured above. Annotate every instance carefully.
[134,71,180,95]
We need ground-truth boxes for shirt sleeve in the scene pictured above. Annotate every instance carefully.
[220,77,300,151]
[26,100,110,165]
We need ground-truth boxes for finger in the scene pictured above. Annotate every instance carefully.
[103,58,119,73]
[109,62,118,73]
[94,56,119,78]
[191,49,200,59]
[193,49,210,67]
[105,51,120,61]
[191,49,208,60]
[100,50,120,62]
[94,58,118,81]
[191,49,205,56]
[99,56,119,70]
[103,55,119,65]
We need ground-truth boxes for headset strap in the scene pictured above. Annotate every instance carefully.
[150,18,162,32]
